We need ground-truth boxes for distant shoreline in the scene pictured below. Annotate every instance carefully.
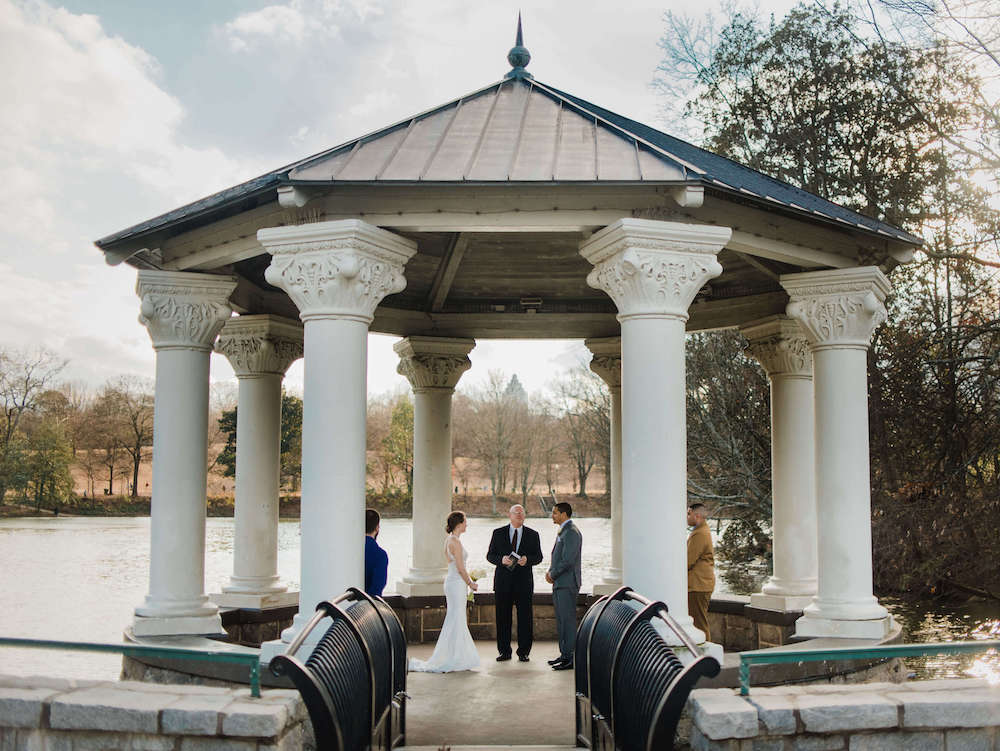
[0,492,612,520]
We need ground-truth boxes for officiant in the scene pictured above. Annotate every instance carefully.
[487,504,543,662]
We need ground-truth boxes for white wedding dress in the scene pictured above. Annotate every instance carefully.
[408,535,481,673]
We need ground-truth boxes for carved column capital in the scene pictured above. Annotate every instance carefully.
[215,315,303,378]
[136,271,237,351]
[579,219,730,320]
[259,219,417,323]
[740,316,812,378]
[781,267,892,350]
[585,337,622,389]
[393,336,476,391]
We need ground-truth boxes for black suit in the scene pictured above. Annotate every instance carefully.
[487,524,543,658]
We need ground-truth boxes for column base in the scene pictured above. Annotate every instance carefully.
[132,613,226,638]
[395,579,446,597]
[212,591,299,610]
[259,628,323,667]
[794,613,895,640]
[750,592,814,612]
[222,575,285,594]
[650,612,705,647]
[259,637,288,667]
[592,581,624,596]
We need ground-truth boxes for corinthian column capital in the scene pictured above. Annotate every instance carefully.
[215,315,303,377]
[585,337,622,389]
[740,316,812,378]
[781,267,892,350]
[394,337,476,391]
[136,271,237,351]
[259,219,416,323]
[579,219,730,320]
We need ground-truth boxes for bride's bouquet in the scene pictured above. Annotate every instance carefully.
[467,568,487,602]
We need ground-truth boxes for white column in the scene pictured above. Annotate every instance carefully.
[586,337,623,595]
[258,220,415,655]
[133,270,237,637]
[782,267,893,639]
[393,337,476,596]
[581,219,730,643]
[213,315,303,610]
[741,316,817,612]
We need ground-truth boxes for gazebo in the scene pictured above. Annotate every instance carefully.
[95,24,921,658]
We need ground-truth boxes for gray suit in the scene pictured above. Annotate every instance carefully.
[548,519,582,661]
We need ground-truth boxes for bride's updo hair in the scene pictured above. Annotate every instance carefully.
[445,511,466,533]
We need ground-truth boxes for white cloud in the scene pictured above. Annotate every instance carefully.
[347,89,396,119]
[0,0,245,213]
[0,0,256,388]
[223,4,320,51]
[220,0,387,52]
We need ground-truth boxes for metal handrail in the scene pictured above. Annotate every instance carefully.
[618,589,701,653]
[0,637,263,698]
[738,639,1000,696]
[283,591,353,658]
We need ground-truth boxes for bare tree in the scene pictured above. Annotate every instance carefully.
[820,0,1000,176]
[110,377,154,498]
[552,366,609,498]
[88,385,127,496]
[510,395,550,504]
[458,370,520,511]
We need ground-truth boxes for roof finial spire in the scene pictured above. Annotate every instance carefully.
[505,12,532,80]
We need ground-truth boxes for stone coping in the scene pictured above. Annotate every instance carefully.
[382,592,597,608]
[219,605,298,625]
[0,673,306,745]
[689,678,1000,749]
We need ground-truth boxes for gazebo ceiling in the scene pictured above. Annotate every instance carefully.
[95,25,922,340]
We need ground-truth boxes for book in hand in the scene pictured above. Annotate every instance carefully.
[504,555,520,571]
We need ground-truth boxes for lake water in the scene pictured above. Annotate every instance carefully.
[0,516,996,683]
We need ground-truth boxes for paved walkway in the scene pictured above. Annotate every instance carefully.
[403,640,576,747]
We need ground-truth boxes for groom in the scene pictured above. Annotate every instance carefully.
[545,502,582,670]
[487,504,543,662]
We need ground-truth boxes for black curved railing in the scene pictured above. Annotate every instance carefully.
[574,586,721,750]
[269,587,408,751]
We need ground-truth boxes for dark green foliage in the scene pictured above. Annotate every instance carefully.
[217,393,304,490]
[686,331,772,567]
[381,397,414,496]
[661,2,1000,591]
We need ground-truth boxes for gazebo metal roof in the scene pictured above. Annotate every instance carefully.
[93,23,922,340]
[95,41,920,252]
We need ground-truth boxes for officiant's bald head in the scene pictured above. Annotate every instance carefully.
[508,504,526,527]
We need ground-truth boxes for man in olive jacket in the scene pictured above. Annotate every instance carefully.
[687,502,715,641]
[545,502,582,670]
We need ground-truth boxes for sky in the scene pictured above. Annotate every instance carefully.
[0,0,797,399]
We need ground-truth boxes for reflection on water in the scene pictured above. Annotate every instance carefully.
[0,516,996,684]
[880,595,1000,683]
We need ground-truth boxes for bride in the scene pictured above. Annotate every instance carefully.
[409,511,481,673]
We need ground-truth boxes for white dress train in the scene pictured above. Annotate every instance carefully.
[408,536,481,673]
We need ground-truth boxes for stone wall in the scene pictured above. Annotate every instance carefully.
[0,673,311,750]
[384,592,593,644]
[385,592,797,650]
[708,596,800,651]
[220,606,296,647]
[688,678,1000,750]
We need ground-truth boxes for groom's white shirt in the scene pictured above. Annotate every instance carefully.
[555,519,571,541]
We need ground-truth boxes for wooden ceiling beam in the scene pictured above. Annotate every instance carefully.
[427,233,471,312]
